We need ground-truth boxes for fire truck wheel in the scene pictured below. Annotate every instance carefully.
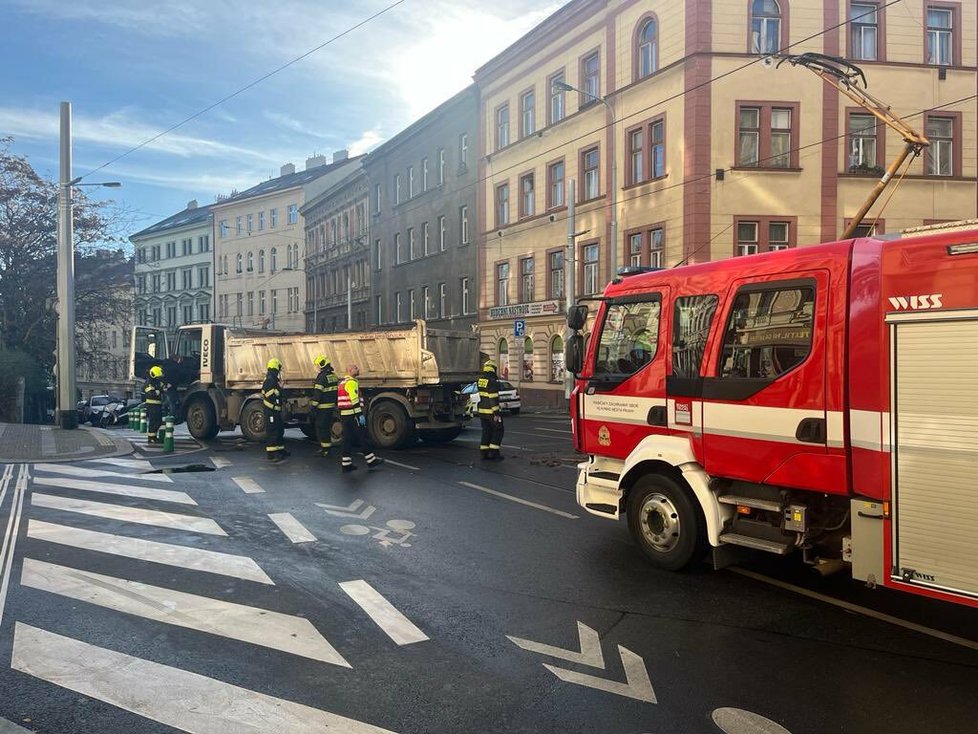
[627,474,706,571]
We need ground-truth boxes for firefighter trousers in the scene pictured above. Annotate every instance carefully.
[480,416,504,456]
[146,404,162,441]
[265,410,286,458]
[340,415,378,468]
[314,408,334,450]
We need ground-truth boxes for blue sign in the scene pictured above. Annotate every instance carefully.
[514,319,526,337]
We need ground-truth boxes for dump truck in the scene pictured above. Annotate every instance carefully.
[130,321,479,448]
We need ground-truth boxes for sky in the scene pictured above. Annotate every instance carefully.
[0,0,565,240]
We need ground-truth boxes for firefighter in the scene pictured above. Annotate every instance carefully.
[478,359,504,460]
[262,358,289,462]
[310,354,339,456]
[337,364,382,472]
[143,365,164,443]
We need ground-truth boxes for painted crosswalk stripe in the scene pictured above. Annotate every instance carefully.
[32,477,196,506]
[210,457,231,469]
[11,623,396,734]
[90,457,154,470]
[0,715,32,733]
[268,513,316,543]
[21,559,347,666]
[33,463,173,483]
[27,520,273,585]
[31,494,226,536]
[338,580,428,646]
[458,481,579,519]
[232,476,265,494]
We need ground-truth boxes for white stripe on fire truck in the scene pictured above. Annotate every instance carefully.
[581,394,666,426]
[702,403,827,445]
[850,409,885,452]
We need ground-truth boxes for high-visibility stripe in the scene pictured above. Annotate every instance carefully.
[477,408,497,414]
[479,392,499,398]
[488,444,501,449]
[145,400,162,405]
[316,403,335,409]
[262,401,281,410]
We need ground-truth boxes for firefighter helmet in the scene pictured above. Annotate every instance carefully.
[267,358,282,371]
[313,354,330,369]
[149,365,163,378]
[483,359,497,372]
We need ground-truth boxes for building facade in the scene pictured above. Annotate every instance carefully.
[474,0,977,407]
[77,251,136,399]
[302,161,372,332]
[131,200,213,337]
[212,155,356,333]
[364,86,480,332]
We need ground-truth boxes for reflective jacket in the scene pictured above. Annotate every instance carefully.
[310,367,339,410]
[477,370,500,415]
[143,377,163,405]
[337,376,362,417]
[262,371,282,412]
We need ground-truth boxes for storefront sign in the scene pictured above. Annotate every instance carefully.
[488,300,561,320]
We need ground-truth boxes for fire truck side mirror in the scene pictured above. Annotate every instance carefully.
[566,334,585,376]
[567,304,589,331]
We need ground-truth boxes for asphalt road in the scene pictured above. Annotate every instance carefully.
[0,414,976,734]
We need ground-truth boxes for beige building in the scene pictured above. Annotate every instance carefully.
[212,154,357,332]
[474,0,977,407]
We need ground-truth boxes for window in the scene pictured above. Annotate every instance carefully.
[736,218,794,255]
[850,2,879,60]
[423,222,430,256]
[422,286,431,318]
[672,295,719,380]
[235,293,242,317]
[520,90,535,137]
[270,208,278,227]
[637,17,658,79]
[395,233,403,265]
[167,306,177,327]
[235,216,242,235]
[375,295,383,325]
[496,104,510,149]
[375,238,382,271]
[437,149,446,185]
[523,336,534,382]
[374,184,382,214]
[438,216,446,251]
[737,221,759,256]
[219,220,228,238]
[198,303,209,322]
[595,298,661,376]
[750,0,782,55]
[496,183,510,226]
[519,173,535,218]
[235,253,242,273]
[182,305,192,325]
[246,214,253,233]
[409,289,416,320]
[629,129,644,185]
[582,244,599,295]
[439,283,447,319]
[152,274,160,293]
[259,290,266,316]
[271,290,278,314]
[651,119,665,178]
[166,272,176,291]
[650,227,664,267]
[182,239,191,256]
[198,266,209,287]
[926,6,953,65]
[549,251,564,299]
[246,251,254,272]
[288,287,300,313]
[520,257,534,303]
[459,134,468,170]
[395,292,403,322]
[737,104,796,168]
[548,160,565,209]
[582,52,600,103]
[137,275,146,294]
[166,241,176,258]
[408,227,416,260]
[288,204,298,225]
[258,211,265,231]
[199,235,209,252]
[582,148,600,200]
[549,71,565,124]
[550,335,565,383]
[182,269,192,290]
[422,158,429,191]
[718,285,815,379]
[270,248,277,272]
[496,262,510,306]
[221,256,227,275]
[849,112,880,172]
[151,245,161,261]
[498,338,509,378]
[408,166,415,197]
[925,115,954,176]
[629,233,643,267]
[247,292,254,317]
[460,206,470,244]
[394,174,401,205]
[461,277,471,315]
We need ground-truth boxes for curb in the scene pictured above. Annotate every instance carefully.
[0,426,134,465]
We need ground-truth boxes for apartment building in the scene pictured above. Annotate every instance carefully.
[474,0,976,407]
[77,251,136,399]
[131,200,213,337]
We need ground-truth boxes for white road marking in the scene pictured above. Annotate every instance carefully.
[730,568,978,651]
[210,456,232,469]
[30,494,227,536]
[458,481,578,519]
[0,466,27,625]
[11,623,396,733]
[317,499,376,520]
[232,476,265,494]
[268,513,316,544]
[33,463,173,483]
[712,708,793,734]
[27,520,273,585]
[339,580,428,646]
[382,458,420,471]
[508,621,604,667]
[0,715,32,733]
[90,458,154,471]
[33,477,196,505]
[21,559,346,666]
[536,427,572,434]
[544,645,657,703]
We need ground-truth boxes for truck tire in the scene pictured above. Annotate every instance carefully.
[368,401,415,450]
[186,398,220,440]
[626,474,707,571]
[418,426,463,444]
[239,400,267,444]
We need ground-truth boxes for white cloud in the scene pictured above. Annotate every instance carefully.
[348,127,385,156]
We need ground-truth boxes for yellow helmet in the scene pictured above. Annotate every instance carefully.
[313,354,330,369]
[483,359,497,372]
[267,358,282,371]
[149,365,163,378]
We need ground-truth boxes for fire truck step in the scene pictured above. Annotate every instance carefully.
[588,470,620,481]
[719,532,794,555]
[717,494,781,512]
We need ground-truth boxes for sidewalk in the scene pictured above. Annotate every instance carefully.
[0,423,133,464]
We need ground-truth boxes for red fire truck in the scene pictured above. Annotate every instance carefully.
[566,221,978,608]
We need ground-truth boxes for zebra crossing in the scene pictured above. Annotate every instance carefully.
[2,458,426,733]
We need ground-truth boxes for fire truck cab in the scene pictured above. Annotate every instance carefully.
[567,222,978,608]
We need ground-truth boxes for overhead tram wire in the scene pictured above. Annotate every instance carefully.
[79,0,410,182]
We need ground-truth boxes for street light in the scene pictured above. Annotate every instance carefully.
[552,80,619,278]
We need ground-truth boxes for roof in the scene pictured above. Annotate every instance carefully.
[364,86,477,161]
[212,156,364,209]
[130,203,213,240]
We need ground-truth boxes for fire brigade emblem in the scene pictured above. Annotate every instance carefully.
[598,425,611,446]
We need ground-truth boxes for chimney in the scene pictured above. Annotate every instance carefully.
[332,149,349,163]
[305,154,327,170]
[186,199,198,210]
[280,163,296,176]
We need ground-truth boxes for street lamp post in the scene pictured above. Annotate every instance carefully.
[553,81,618,278]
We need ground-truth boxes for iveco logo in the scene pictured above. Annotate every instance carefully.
[887,294,943,311]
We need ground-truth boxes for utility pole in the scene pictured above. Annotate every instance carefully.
[56,102,78,429]
[564,179,576,400]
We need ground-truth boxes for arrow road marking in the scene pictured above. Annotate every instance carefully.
[507,622,604,668]
[544,645,657,703]
[317,499,376,520]
[712,708,793,734]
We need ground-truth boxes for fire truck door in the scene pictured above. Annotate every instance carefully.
[701,273,830,490]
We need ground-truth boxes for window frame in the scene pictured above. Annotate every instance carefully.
[733,216,797,256]
[923,111,961,177]
[460,206,470,244]
[633,13,660,81]
[547,247,565,300]
[748,0,788,55]
[438,215,447,251]
[845,107,886,173]
[925,3,960,66]
[734,101,800,169]
[848,0,885,62]
[623,224,666,268]
[592,293,664,379]
[495,102,511,150]
[496,260,511,306]
[519,87,536,138]
[495,182,511,227]
[518,172,535,219]
[580,241,601,296]
[547,69,566,125]
[579,49,601,108]
[547,158,566,210]
[581,146,601,201]
[519,256,535,303]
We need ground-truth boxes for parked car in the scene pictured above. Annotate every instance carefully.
[78,395,113,424]
[461,380,521,417]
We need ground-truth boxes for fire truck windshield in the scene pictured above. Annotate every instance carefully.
[594,299,661,376]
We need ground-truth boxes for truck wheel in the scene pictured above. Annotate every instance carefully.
[239,401,267,443]
[626,474,706,571]
[186,399,219,440]
[419,426,463,444]
[368,401,415,449]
